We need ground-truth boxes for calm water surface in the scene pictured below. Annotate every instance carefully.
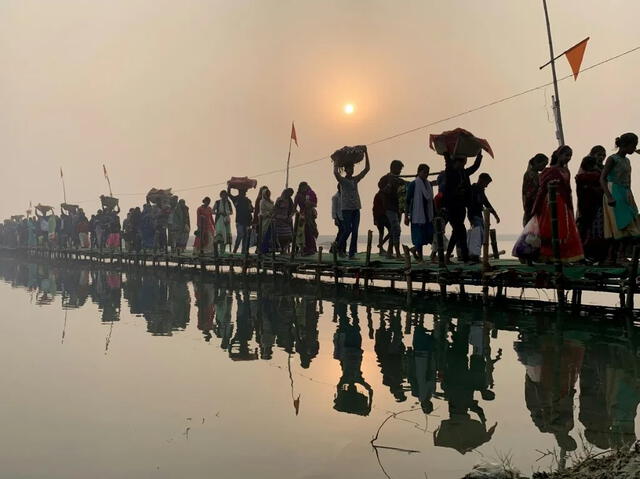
[0,258,638,479]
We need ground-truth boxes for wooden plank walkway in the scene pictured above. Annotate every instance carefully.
[2,241,638,313]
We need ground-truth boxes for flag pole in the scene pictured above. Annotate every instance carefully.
[60,168,67,203]
[542,0,565,146]
[285,136,293,189]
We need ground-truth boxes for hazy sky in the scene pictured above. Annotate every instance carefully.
[2,0,640,234]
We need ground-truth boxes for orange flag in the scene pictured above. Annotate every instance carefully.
[290,122,298,147]
[565,37,589,80]
[60,168,64,178]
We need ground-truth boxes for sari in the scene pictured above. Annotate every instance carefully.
[602,154,640,239]
[531,166,583,263]
[522,168,540,227]
[273,196,294,248]
[214,199,232,247]
[575,170,607,260]
[193,204,215,254]
[295,188,318,255]
[259,198,275,253]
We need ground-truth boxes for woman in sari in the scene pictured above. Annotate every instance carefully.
[259,188,275,253]
[530,145,583,263]
[522,153,549,226]
[193,197,215,254]
[575,156,607,262]
[273,188,294,252]
[601,133,640,263]
[295,182,318,256]
[213,190,233,254]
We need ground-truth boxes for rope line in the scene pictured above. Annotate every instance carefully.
[71,44,640,202]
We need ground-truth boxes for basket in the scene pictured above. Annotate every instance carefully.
[331,145,366,168]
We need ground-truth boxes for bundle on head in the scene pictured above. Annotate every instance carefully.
[146,188,173,205]
[227,177,257,190]
[61,203,79,214]
[100,195,119,210]
[36,204,54,214]
[331,145,366,170]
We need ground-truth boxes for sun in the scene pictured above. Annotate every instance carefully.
[343,103,355,115]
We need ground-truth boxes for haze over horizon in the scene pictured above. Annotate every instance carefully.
[2,0,640,234]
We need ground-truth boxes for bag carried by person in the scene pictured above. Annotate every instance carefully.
[512,216,541,259]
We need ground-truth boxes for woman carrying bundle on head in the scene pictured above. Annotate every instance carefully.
[601,133,640,264]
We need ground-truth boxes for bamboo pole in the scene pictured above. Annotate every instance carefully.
[403,245,413,303]
[490,229,499,259]
[626,245,640,310]
[548,181,565,306]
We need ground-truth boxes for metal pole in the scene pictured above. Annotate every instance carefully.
[543,0,565,146]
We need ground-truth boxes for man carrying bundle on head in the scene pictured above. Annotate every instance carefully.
[332,145,370,259]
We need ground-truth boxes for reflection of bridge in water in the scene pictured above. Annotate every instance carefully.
[1,257,639,459]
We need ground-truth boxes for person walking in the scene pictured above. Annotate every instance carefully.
[274,188,295,252]
[213,190,233,254]
[575,156,607,262]
[331,184,344,255]
[378,160,405,259]
[194,197,215,254]
[406,164,435,262]
[227,187,254,255]
[467,173,500,263]
[601,133,640,264]
[334,147,370,259]
[442,152,483,263]
[522,154,549,226]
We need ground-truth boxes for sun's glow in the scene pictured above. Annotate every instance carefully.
[343,103,355,115]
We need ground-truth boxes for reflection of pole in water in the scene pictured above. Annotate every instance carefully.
[61,310,68,344]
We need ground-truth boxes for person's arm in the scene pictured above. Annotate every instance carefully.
[482,192,500,223]
[354,148,371,182]
[465,152,483,176]
[601,157,615,205]
[226,187,237,201]
[333,165,343,183]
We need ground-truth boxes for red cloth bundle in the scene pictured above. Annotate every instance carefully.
[429,128,494,158]
[227,177,257,190]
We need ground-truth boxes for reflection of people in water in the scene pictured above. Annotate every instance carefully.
[374,308,408,402]
[333,302,373,416]
[214,289,234,349]
[228,290,258,361]
[294,298,320,369]
[407,319,436,414]
[579,340,640,449]
[255,296,276,360]
[194,281,216,342]
[434,318,498,454]
[514,332,584,453]
[90,270,121,322]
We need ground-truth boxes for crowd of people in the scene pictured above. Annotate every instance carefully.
[1,132,639,266]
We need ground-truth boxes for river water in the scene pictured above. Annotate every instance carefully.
[0,258,638,479]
